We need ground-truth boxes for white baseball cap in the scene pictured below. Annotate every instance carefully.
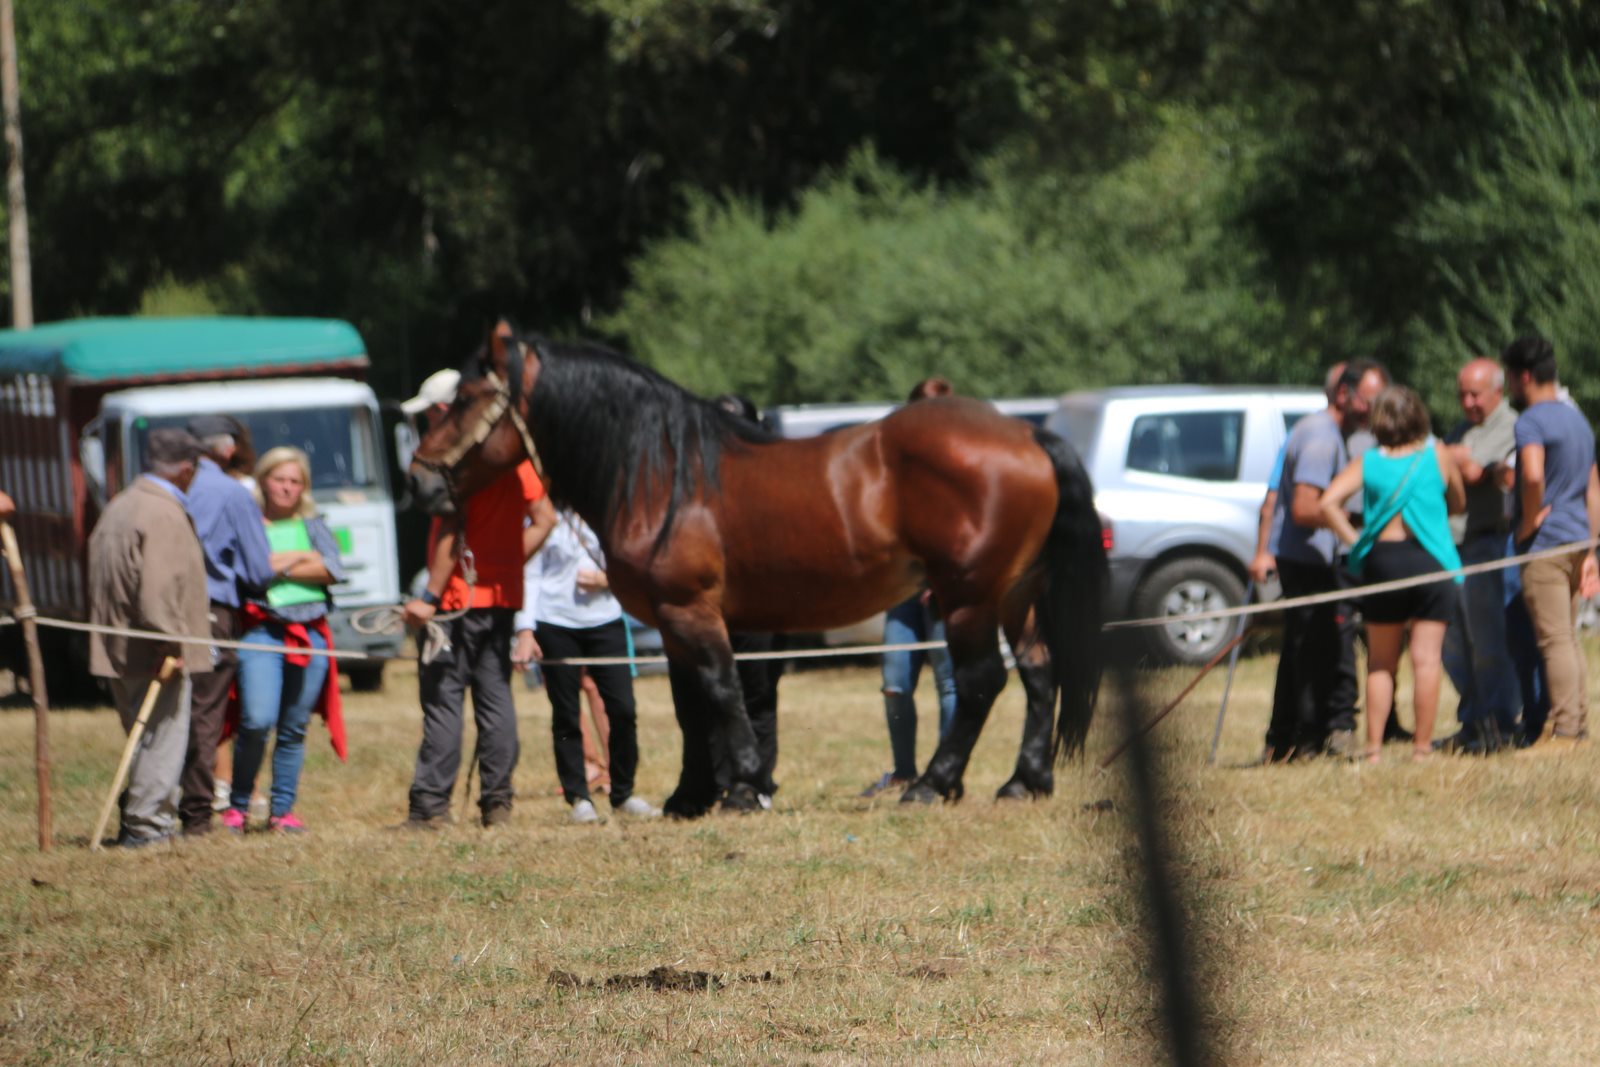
[401,369,461,415]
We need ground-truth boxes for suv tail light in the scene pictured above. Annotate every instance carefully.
[1099,513,1114,553]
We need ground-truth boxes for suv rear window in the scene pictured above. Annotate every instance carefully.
[1125,411,1244,481]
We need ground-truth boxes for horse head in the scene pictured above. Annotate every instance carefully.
[407,318,542,515]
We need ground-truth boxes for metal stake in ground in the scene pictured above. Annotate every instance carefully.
[1207,580,1255,765]
[90,656,179,852]
[0,518,51,850]
[1099,629,1249,770]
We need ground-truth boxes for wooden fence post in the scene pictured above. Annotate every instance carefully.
[1,519,51,850]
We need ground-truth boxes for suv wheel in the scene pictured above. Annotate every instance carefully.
[1131,557,1245,666]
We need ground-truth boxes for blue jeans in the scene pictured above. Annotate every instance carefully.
[233,624,329,818]
[881,595,957,781]
[1441,533,1521,735]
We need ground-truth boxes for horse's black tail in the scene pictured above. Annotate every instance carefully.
[1031,427,1107,762]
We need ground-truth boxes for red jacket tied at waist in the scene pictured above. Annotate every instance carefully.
[234,603,347,762]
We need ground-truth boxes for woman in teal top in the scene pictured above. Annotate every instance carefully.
[1321,386,1466,763]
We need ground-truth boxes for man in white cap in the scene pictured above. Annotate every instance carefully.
[400,368,462,421]
[399,366,556,828]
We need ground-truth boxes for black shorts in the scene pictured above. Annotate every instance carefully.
[1355,539,1459,624]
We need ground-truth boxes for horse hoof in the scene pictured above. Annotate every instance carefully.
[898,781,942,805]
[995,776,1053,801]
[719,783,763,814]
[995,777,1030,801]
[662,792,715,820]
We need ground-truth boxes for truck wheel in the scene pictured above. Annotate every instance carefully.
[1132,557,1245,666]
[345,663,385,693]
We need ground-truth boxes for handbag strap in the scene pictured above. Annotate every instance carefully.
[1349,442,1431,567]
[1372,443,1430,519]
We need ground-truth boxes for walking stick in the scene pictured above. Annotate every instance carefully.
[91,656,179,852]
[1207,580,1256,766]
[0,519,51,851]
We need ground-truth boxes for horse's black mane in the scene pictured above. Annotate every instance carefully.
[523,335,775,549]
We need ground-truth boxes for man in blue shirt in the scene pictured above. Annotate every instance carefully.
[177,415,276,835]
[1502,337,1600,754]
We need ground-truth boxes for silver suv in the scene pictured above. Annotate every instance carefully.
[766,397,1057,438]
[1044,386,1326,664]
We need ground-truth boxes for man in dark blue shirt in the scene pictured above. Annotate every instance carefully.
[178,415,276,835]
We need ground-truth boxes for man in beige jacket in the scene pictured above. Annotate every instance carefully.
[89,429,212,846]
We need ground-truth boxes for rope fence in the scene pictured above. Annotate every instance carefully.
[4,535,1596,669]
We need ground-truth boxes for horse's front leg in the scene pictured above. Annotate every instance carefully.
[662,658,720,819]
[657,606,764,815]
[903,609,1008,805]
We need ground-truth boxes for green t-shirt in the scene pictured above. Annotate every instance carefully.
[265,519,328,608]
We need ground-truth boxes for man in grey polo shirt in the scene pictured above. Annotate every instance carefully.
[1437,357,1519,753]
[1262,359,1389,761]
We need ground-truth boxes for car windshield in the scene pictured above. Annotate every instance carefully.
[131,406,382,492]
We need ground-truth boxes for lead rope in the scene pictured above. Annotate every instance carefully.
[349,504,479,666]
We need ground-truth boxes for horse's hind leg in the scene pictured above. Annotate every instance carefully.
[902,609,1008,805]
[997,609,1055,800]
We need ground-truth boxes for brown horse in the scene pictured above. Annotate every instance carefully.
[408,324,1106,815]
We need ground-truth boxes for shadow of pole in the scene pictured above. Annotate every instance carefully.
[1109,649,1220,1067]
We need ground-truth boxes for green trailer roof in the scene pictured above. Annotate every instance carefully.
[0,317,368,383]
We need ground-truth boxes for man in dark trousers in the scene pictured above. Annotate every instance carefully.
[1437,358,1521,752]
[401,371,557,828]
[1262,359,1389,761]
[178,415,276,835]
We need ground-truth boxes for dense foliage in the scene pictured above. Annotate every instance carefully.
[8,1,1600,411]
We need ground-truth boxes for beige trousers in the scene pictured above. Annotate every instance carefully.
[1520,551,1589,739]
[109,672,193,840]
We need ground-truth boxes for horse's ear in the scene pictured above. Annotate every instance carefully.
[486,318,515,376]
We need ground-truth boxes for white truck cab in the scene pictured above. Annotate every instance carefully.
[85,378,403,688]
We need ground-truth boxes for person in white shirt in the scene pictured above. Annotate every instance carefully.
[513,511,661,824]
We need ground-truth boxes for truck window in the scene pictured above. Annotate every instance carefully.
[131,406,382,492]
[1126,411,1244,481]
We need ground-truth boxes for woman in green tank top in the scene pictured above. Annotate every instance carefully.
[1320,386,1466,763]
[220,446,346,835]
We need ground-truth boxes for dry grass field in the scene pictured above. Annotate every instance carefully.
[2,645,1600,1065]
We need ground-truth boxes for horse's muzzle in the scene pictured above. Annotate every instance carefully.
[407,466,457,516]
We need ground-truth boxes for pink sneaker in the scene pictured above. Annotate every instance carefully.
[268,813,307,834]
[219,808,246,834]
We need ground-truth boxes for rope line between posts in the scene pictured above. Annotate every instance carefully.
[3,536,1592,668]
[1105,535,1598,632]
[0,610,946,667]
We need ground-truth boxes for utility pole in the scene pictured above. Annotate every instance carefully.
[1,0,31,328]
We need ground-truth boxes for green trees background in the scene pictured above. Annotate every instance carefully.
[10,1,1600,410]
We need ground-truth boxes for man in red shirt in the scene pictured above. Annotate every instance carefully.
[402,372,557,828]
